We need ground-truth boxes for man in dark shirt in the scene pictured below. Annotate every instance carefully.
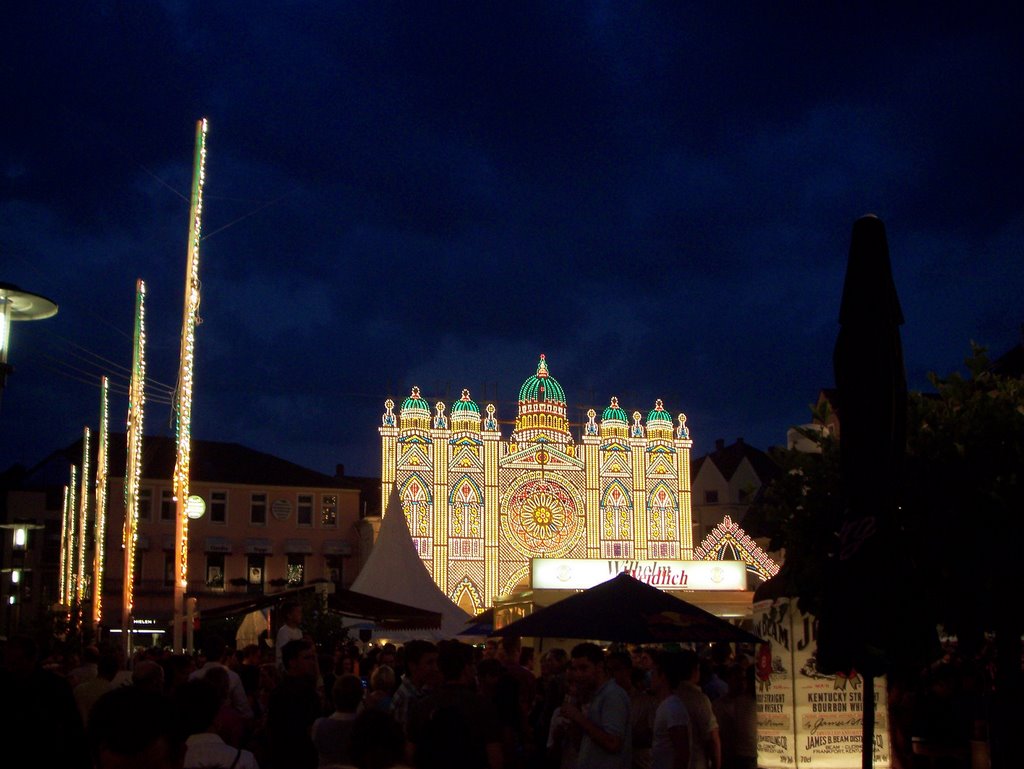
[408,639,503,769]
[267,638,322,769]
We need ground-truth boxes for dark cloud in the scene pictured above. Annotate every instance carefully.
[2,3,1021,476]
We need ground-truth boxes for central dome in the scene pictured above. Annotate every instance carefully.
[518,354,566,404]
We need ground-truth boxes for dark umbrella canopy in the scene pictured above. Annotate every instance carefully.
[817,214,909,677]
[490,573,762,644]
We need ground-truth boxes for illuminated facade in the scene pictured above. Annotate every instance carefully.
[380,355,694,614]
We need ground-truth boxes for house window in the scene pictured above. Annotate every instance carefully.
[138,488,153,521]
[286,554,305,587]
[210,491,227,524]
[321,495,337,527]
[251,493,267,525]
[704,490,719,505]
[247,555,264,594]
[160,489,175,521]
[297,494,313,527]
[326,555,343,585]
[206,553,225,589]
[163,552,175,587]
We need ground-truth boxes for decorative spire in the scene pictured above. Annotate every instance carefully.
[461,388,471,401]
[536,354,549,379]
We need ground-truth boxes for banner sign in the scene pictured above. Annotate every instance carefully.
[532,558,747,591]
[752,596,890,768]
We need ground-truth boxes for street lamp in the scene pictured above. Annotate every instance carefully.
[0,282,58,410]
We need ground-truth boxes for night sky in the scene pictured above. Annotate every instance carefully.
[2,3,1021,478]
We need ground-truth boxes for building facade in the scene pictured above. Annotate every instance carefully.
[2,436,376,637]
[380,355,694,615]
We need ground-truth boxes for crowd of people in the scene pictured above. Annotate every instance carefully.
[0,599,759,769]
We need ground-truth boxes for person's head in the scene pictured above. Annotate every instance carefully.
[541,648,568,677]
[437,639,474,684]
[97,650,120,682]
[282,639,317,681]
[605,650,633,691]
[404,639,439,687]
[679,649,700,684]
[499,635,521,664]
[203,666,231,703]
[175,678,221,736]
[350,709,405,769]
[570,643,606,697]
[281,601,302,627]
[241,644,260,664]
[651,651,685,695]
[89,687,186,769]
[378,642,397,668]
[370,663,395,693]
[476,657,505,691]
[132,660,165,694]
[332,674,365,713]
[201,635,227,665]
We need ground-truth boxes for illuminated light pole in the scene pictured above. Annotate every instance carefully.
[122,280,147,654]
[58,484,70,608]
[76,427,91,631]
[0,282,58,412]
[91,376,109,630]
[173,118,208,652]
[65,464,77,619]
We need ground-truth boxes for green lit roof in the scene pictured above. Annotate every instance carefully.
[401,386,430,413]
[647,399,673,425]
[602,396,628,423]
[451,389,480,415]
[518,354,566,404]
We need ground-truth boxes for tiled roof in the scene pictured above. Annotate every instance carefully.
[16,434,378,496]
[691,439,779,484]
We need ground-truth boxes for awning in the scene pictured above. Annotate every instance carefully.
[195,584,441,631]
[284,538,313,555]
[245,538,273,555]
[323,540,354,556]
[205,537,233,554]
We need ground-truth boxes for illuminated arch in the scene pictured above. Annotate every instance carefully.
[449,476,484,537]
[647,482,678,540]
[399,474,432,537]
[450,577,482,616]
[601,480,632,539]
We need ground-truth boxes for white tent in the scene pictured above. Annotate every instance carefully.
[349,485,472,640]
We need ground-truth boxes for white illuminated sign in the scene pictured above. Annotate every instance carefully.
[185,495,207,520]
[532,558,747,591]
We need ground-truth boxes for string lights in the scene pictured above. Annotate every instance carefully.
[76,427,91,607]
[122,279,147,634]
[172,118,208,651]
[91,376,109,628]
[379,355,695,612]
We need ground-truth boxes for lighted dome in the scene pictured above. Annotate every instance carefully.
[518,354,566,404]
[401,386,430,414]
[646,399,673,425]
[601,396,628,423]
[450,389,480,416]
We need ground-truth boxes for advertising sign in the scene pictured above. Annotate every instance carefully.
[532,558,747,591]
[752,597,890,767]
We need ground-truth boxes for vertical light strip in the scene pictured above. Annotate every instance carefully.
[122,280,147,637]
[66,466,77,624]
[76,427,91,606]
[58,484,69,606]
[92,376,109,629]
[173,118,208,650]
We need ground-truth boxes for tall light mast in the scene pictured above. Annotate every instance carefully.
[122,279,147,653]
[172,118,208,652]
[91,376,109,630]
